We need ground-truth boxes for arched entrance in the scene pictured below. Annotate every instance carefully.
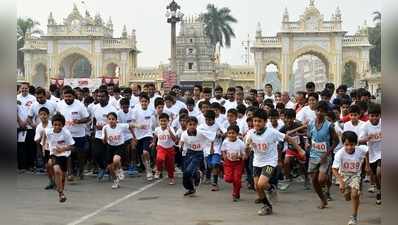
[342,61,357,88]
[264,63,281,91]
[59,53,92,78]
[290,52,328,93]
[32,63,47,88]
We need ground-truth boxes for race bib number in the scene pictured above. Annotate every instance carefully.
[158,134,170,141]
[227,152,241,161]
[342,160,361,173]
[254,142,268,152]
[108,134,122,145]
[312,142,327,153]
[190,143,201,150]
[369,132,382,142]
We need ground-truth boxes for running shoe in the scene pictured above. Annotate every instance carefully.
[183,189,196,196]
[257,205,272,216]
[211,184,219,191]
[112,178,120,189]
[127,165,139,176]
[278,181,291,191]
[154,172,160,179]
[97,169,105,182]
[376,192,381,205]
[347,216,358,225]
[146,172,154,181]
[44,181,55,190]
[58,192,67,203]
[368,185,376,193]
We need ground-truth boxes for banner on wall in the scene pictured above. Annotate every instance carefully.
[63,78,102,91]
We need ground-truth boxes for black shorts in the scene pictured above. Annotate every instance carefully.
[136,137,153,155]
[253,165,276,178]
[124,138,132,145]
[51,155,68,172]
[370,159,381,175]
[44,150,50,164]
[106,144,124,165]
[73,136,88,152]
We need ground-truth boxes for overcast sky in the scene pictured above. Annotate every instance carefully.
[17,0,381,67]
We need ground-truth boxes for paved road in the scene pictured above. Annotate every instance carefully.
[16,173,381,225]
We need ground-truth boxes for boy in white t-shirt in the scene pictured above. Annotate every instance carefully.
[102,112,136,189]
[45,114,75,203]
[199,110,224,191]
[221,125,246,201]
[359,103,382,205]
[332,131,369,225]
[180,116,216,196]
[343,105,366,137]
[34,107,55,190]
[152,113,177,184]
[246,109,304,216]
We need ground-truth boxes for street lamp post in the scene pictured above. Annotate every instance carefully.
[166,0,183,85]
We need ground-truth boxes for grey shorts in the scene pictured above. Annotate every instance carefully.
[308,157,331,174]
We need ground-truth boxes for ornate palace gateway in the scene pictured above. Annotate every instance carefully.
[19,4,138,87]
[251,0,372,91]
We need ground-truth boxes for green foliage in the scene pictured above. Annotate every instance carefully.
[17,18,41,73]
[342,63,355,87]
[368,11,381,72]
[200,4,237,51]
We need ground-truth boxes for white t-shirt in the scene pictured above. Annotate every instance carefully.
[109,96,121,110]
[154,127,176,149]
[210,97,226,105]
[224,100,237,112]
[29,100,57,124]
[49,95,60,104]
[284,101,296,109]
[221,139,246,161]
[247,128,285,167]
[46,127,75,157]
[343,120,366,137]
[164,103,181,119]
[332,145,368,175]
[101,123,130,146]
[34,121,52,150]
[266,119,285,130]
[93,103,118,139]
[359,120,381,163]
[264,94,275,101]
[175,127,187,156]
[131,107,155,140]
[198,123,223,156]
[17,94,36,129]
[57,100,89,137]
[180,129,216,152]
[129,95,140,110]
[296,105,316,123]
[117,109,134,141]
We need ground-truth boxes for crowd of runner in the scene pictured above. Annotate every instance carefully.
[16,81,381,225]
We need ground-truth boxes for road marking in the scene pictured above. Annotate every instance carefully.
[66,179,163,225]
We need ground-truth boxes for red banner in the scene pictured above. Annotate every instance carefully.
[163,71,177,90]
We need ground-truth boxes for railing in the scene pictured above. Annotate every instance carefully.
[47,25,112,37]
[103,38,134,49]
[343,35,371,47]
[254,36,281,48]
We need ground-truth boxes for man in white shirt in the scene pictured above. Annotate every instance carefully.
[129,83,141,110]
[17,82,36,171]
[57,88,90,180]
[224,87,238,112]
[27,87,57,128]
[210,85,226,105]
[263,83,275,101]
[281,92,296,109]
[296,93,318,124]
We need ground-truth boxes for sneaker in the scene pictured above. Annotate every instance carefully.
[183,189,196,196]
[368,185,376,193]
[233,196,240,202]
[154,172,160,179]
[363,176,370,183]
[169,178,176,185]
[294,176,305,183]
[347,216,358,225]
[112,178,120,189]
[211,184,219,191]
[97,169,105,182]
[44,181,55,190]
[254,198,262,204]
[146,172,154,181]
[278,182,291,191]
[257,205,272,216]
[376,193,381,205]
[118,169,125,180]
[58,192,67,203]
[67,175,74,182]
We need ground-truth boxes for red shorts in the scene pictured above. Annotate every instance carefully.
[285,149,306,163]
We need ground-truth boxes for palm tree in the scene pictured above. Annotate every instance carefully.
[369,12,381,72]
[372,11,381,26]
[200,4,237,61]
[17,18,41,74]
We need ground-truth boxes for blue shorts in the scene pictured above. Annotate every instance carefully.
[206,154,221,167]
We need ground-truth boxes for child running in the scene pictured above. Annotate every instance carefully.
[221,125,246,201]
[45,113,75,202]
[246,109,305,216]
[332,131,369,225]
[180,116,216,196]
[152,113,177,184]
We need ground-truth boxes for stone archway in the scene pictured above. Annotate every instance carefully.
[32,63,47,88]
[264,62,281,91]
[59,53,92,78]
